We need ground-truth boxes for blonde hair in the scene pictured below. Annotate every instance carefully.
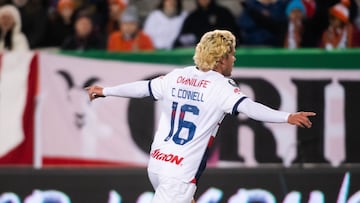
[193,30,236,71]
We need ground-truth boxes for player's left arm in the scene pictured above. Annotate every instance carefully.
[237,98,316,128]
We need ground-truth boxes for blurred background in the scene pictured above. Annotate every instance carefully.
[0,0,360,202]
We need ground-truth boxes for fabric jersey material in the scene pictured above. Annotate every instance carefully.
[102,66,290,183]
[147,66,247,183]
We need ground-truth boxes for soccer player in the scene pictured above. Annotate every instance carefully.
[85,29,316,203]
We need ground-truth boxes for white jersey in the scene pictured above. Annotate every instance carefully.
[148,66,247,183]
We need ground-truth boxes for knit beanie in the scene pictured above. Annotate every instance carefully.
[120,6,139,23]
[108,0,127,11]
[286,0,306,17]
[329,0,350,23]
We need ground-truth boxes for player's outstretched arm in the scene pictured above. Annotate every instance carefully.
[287,112,316,128]
[236,98,316,127]
[85,85,105,101]
[85,81,151,102]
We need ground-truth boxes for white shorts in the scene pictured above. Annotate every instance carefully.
[148,171,197,203]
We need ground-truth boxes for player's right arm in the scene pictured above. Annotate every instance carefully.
[85,80,150,101]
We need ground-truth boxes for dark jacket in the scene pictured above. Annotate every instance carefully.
[174,0,241,47]
[61,32,105,51]
[238,0,287,47]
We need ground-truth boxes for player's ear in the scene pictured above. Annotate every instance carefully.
[218,58,224,65]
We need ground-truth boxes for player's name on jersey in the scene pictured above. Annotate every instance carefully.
[171,88,205,102]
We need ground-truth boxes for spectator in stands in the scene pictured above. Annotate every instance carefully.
[0,0,11,6]
[106,0,126,36]
[173,0,241,48]
[284,0,306,49]
[301,0,357,47]
[321,0,354,50]
[143,0,187,50]
[45,0,76,47]
[353,0,360,46]
[0,4,29,51]
[237,0,287,47]
[302,0,316,18]
[12,0,48,49]
[61,13,105,50]
[107,5,154,52]
[66,0,108,34]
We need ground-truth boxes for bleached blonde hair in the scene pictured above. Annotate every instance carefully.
[193,30,236,71]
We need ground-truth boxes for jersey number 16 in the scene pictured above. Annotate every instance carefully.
[164,102,199,145]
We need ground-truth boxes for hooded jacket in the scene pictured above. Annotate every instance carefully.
[173,0,240,47]
[0,5,29,51]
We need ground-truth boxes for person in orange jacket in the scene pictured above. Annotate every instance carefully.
[107,5,154,52]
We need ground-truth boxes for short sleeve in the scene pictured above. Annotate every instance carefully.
[217,79,247,115]
[149,75,166,100]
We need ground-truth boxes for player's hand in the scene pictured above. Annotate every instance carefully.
[85,85,105,101]
[288,112,316,128]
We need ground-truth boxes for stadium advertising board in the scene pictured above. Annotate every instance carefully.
[38,53,360,167]
[0,168,359,203]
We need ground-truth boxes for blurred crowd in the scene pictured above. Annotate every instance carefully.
[0,0,359,52]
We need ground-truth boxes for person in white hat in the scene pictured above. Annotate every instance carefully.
[0,4,29,51]
[321,0,354,50]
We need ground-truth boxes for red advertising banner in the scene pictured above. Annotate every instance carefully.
[0,52,37,165]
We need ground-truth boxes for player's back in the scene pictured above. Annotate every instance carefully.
[148,66,245,182]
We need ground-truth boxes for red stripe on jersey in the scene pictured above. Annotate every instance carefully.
[179,111,185,119]
[208,136,215,147]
